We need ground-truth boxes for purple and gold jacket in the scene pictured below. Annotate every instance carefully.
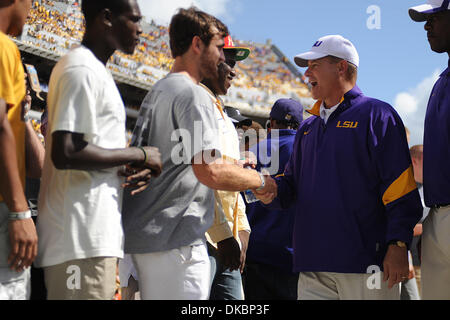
[270,86,423,273]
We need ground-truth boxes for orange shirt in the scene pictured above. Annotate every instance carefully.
[0,31,26,202]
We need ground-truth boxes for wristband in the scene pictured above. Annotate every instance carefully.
[9,210,32,221]
[137,146,147,164]
[255,172,266,191]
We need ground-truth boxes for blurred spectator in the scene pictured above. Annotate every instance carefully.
[408,144,429,298]
[243,99,303,300]
[239,121,267,153]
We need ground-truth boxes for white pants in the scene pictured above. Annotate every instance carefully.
[0,268,31,300]
[132,242,211,300]
[421,206,450,300]
[298,272,400,300]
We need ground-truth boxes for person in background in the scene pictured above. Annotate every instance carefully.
[398,129,420,300]
[408,144,429,297]
[21,74,47,300]
[240,121,267,153]
[243,98,303,300]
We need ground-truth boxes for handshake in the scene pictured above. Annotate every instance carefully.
[252,174,278,204]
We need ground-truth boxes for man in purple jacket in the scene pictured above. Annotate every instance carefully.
[244,99,303,300]
[409,0,450,300]
[255,35,423,300]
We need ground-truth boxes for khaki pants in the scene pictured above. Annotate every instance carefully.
[298,272,400,300]
[44,257,117,300]
[421,206,450,300]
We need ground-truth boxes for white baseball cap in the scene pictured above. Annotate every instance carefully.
[294,35,359,68]
[409,0,450,22]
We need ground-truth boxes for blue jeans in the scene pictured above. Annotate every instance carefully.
[208,243,243,300]
[243,261,299,300]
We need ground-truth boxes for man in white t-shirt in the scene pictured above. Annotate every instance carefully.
[35,0,162,300]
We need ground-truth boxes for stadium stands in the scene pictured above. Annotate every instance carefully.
[16,0,313,121]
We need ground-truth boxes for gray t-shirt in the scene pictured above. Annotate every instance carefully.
[122,73,221,254]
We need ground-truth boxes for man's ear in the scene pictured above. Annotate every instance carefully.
[101,8,114,28]
[337,60,348,78]
[191,36,204,55]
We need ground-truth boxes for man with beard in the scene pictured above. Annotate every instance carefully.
[35,0,162,300]
[122,8,272,300]
[201,35,251,300]
[409,0,450,299]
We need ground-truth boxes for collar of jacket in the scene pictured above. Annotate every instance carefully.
[306,85,364,117]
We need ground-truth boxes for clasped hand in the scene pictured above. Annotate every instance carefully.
[119,146,162,195]
[253,175,278,204]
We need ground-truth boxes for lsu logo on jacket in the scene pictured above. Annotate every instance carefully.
[336,121,358,129]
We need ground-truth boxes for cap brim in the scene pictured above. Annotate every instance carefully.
[226,112,252,126]
[232,114,250,123]
[294,51,328,67]
[225,47,251,61]
[409,4,447,22]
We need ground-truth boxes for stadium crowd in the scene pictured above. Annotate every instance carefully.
[0,0,449,302]
[17,0,311,112]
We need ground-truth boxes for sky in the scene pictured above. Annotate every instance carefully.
[137,0,449,146]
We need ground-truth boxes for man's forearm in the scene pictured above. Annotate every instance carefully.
[193,161,262,192]
[54,143,145,171]
[52,131,146,171]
